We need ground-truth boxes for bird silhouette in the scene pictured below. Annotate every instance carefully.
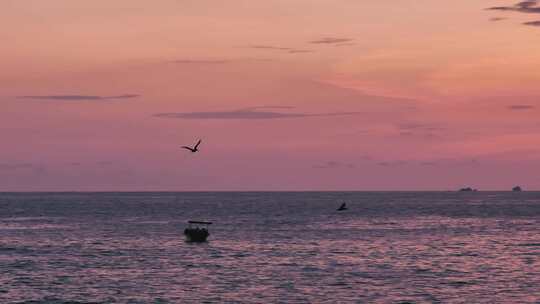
[181,139,201,153]
[337,202,348,211]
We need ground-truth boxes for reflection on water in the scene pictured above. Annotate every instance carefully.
[1,192,540,303]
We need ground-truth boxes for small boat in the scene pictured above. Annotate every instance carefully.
[184,221,212,242]
[337,202,348,211]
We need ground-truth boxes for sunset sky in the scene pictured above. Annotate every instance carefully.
[2,0,540,191]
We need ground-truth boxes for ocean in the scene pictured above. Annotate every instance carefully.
[1,192,539,303]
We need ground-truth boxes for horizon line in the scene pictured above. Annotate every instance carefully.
[0,190,536,193]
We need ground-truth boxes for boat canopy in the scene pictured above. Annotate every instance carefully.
[188,221,212,225]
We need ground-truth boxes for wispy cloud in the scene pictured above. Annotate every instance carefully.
[0,163,34,170]
[0,163,46,174]
[394,122,446,139]
[370,158,484,168]
[250,45,313,54]
[288,49,314,53]
[487,1,540,26]
[508,104,535,110]
[154,107,361,120]
[421,158,481,167]
[377,160,408,167]
[171,59,232,64]
[489,17,507,21]
[457,159,480,166]
[309,37,354,44]
[240,106,296,111]
[248,38,354,55]
[313,161,356,169]
[488,0,540,13]
[251,45,292,51]
[333,43,356,47]
[170,58,273,64]
[18,94,139,101]
[397,122,445,132]
[524,20,540,25]
[68,161,114,167]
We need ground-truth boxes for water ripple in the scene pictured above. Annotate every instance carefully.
[1,192,540,303]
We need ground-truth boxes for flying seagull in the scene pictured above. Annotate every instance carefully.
[182,139,202,153]
[337,202,348,211]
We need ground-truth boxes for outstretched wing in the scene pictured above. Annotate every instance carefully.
[194,139,202,149]
[181,146,194,151]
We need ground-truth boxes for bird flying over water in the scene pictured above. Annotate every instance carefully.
[181,139,202,153]
[337,202,348,211]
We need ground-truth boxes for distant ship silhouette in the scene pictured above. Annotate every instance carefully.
[458,187,477,192]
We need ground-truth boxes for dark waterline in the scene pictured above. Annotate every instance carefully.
[1,192,539,303]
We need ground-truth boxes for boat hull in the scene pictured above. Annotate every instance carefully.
[184,228,209,242]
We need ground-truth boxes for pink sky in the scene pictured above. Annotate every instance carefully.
[1,0,540,191]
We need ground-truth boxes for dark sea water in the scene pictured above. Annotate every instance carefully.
[1,192,540,304]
